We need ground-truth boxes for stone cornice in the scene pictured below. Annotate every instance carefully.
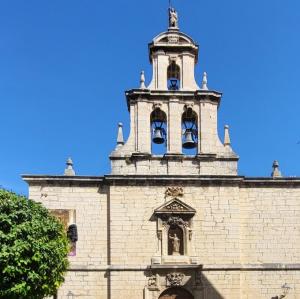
[125,89,222,111]
[66,263,300,272]
[22,175,105,186]
[22,174,300,187]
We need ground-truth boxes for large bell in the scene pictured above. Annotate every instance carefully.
[182,130,197,149]
[153,127,165,144]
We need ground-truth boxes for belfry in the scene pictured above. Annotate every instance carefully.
[110,8,238,176]
[23,6,300,299]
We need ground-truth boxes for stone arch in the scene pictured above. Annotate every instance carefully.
[181,106,198,153]
[167,61,180,90]
[150,107,168,154]
[159,287,194,299]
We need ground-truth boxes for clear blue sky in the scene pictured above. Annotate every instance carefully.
[1,0,300,195]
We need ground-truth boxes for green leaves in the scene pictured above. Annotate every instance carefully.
[0,189,69,299]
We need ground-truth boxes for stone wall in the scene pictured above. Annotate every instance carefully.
[26,178,300,299]
[29,182,108,268]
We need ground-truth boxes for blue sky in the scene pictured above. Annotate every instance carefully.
[0,0,300,195]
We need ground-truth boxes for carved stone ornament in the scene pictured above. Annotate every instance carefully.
[165,187,183,198]
[166,216,188,227]
[166,201,186,211]
[184,103,194,110]
[153,102,162,110]
[154,198,196,216]
[166,273,185,287]
[148,275,157,288]
[168,34,179,44]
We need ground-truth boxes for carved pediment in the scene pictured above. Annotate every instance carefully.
[154,198,196,216]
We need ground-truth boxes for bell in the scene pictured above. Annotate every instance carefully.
[183,130,197,149]
[152,127,165,144]
[67,224,78,243]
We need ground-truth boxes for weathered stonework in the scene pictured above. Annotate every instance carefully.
[23,7,300,299]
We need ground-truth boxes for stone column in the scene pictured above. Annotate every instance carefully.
[168,99,182,154]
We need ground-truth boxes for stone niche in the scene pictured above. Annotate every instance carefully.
[49,209,76,256]
[152,197,196,265]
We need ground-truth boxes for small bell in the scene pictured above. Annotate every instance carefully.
[182,129,197,149]
[67,224,78,243]
[152,127,165,144]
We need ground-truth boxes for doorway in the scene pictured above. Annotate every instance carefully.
[159,287,194,299]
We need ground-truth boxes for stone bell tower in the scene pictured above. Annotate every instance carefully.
[110,8,238,176]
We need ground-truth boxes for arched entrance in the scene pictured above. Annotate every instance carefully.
[159,287,194,299]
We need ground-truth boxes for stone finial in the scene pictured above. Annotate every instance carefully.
[224,125,231,146]
[271,160,282,178]
[64,157,75,176]
[116,122,124,147]
[201,72,208,90]
[140,71,146,89]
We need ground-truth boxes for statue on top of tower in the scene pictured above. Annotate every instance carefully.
[169,7,178,28]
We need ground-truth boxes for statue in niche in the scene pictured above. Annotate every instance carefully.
[169,233,180,255]
[169,7,178,28]
[168,226,183,255]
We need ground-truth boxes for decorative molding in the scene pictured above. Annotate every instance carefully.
[165,216,188,228]
[166,272,185,287]
[155,198,196,217]
[147,273,160,291]
[165,201,186,211]
[148,275,157,288]
[184,103,194,110]
[168,35,179,44]
[152,102,163,110]
[165,186,183,198]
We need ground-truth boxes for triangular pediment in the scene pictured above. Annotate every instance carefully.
[154,198,196,215]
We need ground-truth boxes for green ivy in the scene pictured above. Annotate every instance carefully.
[0,189,69,299]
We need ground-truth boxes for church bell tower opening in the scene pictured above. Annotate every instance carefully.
[167,61,180,90]
[110,5,238,176]
[151,107,167,154]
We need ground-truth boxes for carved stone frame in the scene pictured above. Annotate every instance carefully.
[153,198,196,264]
[144,266,203,299]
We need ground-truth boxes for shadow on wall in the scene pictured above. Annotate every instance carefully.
[201,274,224,299]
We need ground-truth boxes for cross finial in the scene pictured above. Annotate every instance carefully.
[64,157,76,176]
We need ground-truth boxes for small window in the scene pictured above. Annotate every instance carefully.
[167,62,180,90]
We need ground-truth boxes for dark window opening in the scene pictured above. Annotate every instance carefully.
[167,62,180,90]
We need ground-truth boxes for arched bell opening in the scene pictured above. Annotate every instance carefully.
[151,108,167,154]
[168,226,184,256]
[167,61,180,91]
[182,107,198,155]
[159,287,194,299]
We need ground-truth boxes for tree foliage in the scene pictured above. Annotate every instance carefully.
[0,189,69,299]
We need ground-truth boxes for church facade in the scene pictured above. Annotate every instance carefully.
[23,8,300,299]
